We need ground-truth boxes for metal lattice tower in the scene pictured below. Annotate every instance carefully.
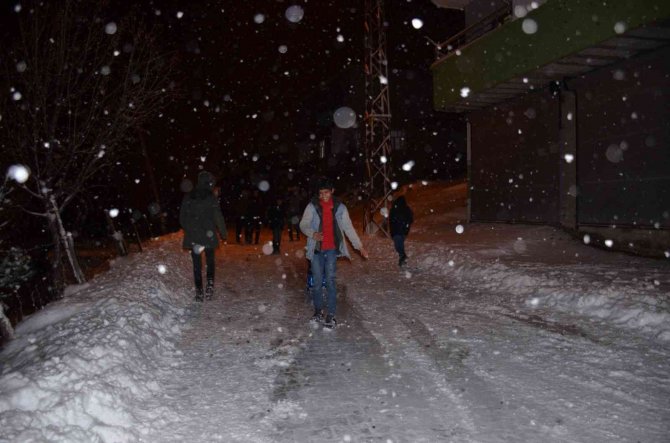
[364,0,392,236]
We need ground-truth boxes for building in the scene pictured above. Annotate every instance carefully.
[431,0,670,256]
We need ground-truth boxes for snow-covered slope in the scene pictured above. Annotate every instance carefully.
[1,181,668,442]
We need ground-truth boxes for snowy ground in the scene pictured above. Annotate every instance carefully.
[1,181,669,443]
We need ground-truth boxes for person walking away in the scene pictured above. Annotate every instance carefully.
[179,171,227,301]
[300,178,368,328]
[246,190,263,245]
[267,197,285,255]
[389,195,413,267]
[234,190,249,244]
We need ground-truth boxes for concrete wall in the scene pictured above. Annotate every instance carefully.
[572,45,670,229]
[466,45,669,257]
[468,90,560,224]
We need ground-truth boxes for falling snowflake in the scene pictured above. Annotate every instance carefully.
[614,21,626,34]
[285,5,304,23]
[258,180,270,192]
[333,106,356,129]
[7,164,30,183]
[105,22,117,35]
[522,18,538,34]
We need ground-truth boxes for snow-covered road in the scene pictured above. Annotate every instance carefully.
[2,182,669,442]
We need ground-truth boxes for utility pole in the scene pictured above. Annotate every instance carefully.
[364,0,393,236]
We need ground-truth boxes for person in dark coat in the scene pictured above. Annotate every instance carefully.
[179,171,227,301]
[389,195,413,266]
[246,190,263,245]
[286,190,302,241]
[266,197,286,255]
[234,190,249,244]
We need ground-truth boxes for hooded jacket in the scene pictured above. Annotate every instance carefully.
[389,196,413,237]
[299,196,363,261]
[179,171,227,249]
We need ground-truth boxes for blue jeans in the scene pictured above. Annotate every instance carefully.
[310,249,337,316]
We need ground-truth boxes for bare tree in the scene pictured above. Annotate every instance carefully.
[0,0,173,290]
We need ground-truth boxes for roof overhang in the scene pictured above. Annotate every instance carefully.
[431,0,473,10]
[431,0,670,113]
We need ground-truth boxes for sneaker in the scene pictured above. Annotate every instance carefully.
[399,254,408,267]
[205,279,214,300]
[195,287,204,302]
[324,314,337,328]
[311,308,324,323]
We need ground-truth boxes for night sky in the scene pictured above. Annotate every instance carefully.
[1,0,465,234]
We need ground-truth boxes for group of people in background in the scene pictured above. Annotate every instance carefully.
[179,171,412,328]
[232,188,305,254]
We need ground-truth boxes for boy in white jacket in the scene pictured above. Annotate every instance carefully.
[300,179,368,328]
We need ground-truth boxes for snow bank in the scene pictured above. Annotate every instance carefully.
[0,241,191,442]
[415,244,670,342]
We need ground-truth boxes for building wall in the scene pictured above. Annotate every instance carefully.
[469,90,560,223]
[467,44,669,253]
[573,46,670,228]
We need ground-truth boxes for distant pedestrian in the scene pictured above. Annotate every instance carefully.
[179,171,227,301]
[300,178,368,328]
[389,195,413,267]
[267,197,285,255]
[246,190,263,245]
[234,190,250,244]
[286,189,302,241]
